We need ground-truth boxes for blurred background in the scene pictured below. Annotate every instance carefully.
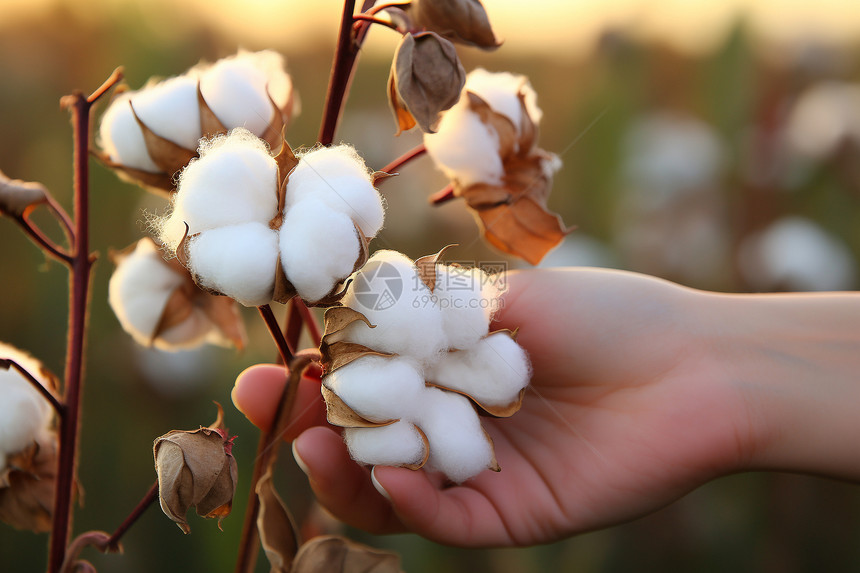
[3,0,860,571]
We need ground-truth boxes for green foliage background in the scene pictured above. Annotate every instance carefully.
[2,2,860,572]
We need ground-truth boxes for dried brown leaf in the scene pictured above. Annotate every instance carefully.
[409,0,501,49]
[256,467,299,573]
[0,432,57,533]
[414,244,457,293]
[291,535,403,573]
[321,306,375,338]
[321,385,396,429]
[320,341,394,374]
[390,32,465,133]
[472,197,569,265]
[0,170,48,218]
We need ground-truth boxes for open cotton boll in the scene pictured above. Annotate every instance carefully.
[433,264,501,350]
[200,50,292,137]
[130,75,202,151]
[160,130,278,248]
[416,387,493,483]
[0,343,54,471]
[464,68,542,132]
[99,92,161,172]
[152,312,214,351]
[339,250,448,362]
[286,146,384,237]
[428,332,530,408]
[344,421,427,468]
[108,239,187,346]
[323,355,425,423]
[424,100,504,187]
[188,222,279,306]
[279,199,361,302]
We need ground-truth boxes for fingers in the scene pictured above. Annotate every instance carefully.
[292,427,404,534]
[371,466,512,547]
[232,363,328,442]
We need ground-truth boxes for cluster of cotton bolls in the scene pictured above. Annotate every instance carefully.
[108,237,245,351]
[423,68,552,189]
[0,343,54,475]
[321,250,530,483]
[99,49,296,177]
[158,129,385,307]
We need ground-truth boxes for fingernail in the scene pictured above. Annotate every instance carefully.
[370,467,391,501]
[292,441,310,476]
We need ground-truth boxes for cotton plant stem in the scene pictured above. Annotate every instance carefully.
[377,143,426,183]
[294,299,322,347]
[10,215,72,263]
[105,481,159,552]
[0,358,64,416]
[317,0,378,145]
[47,69,122,573]
[428,183,455,205]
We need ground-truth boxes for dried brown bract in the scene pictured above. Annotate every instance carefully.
[0,432,58,533]
[406,0,501,49]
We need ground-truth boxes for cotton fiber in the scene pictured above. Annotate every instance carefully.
[344,421,427,468]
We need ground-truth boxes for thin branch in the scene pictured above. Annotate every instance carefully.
[428,183,455,205]
[105,480,158,553]
[352,13,401,33]
[258,304,295,365]
[318,0,358,145]
[44,195,75,246]
[376,143,426,184]
[10,215,72,264]
[0,358,64,416]
[294,299,322,348]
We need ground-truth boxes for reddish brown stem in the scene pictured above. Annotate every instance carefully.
[105,480,158,553]
[10,215,71,263]
[48,68,122,573]
[317,0,377,145]
[352,13,401,32]
[283,299,305,361]
[294,299,322,347]
[0,358,64,415]
[377,143,426,184]
[428,183,455,205]
[258,304,295,365]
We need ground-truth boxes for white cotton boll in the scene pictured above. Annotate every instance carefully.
[464,68,542,132]
[738,216,857,292]
[279,199,361,302]
[285,146,384,237]
[108,239,187,346]
[424,100,505,187]
[427,332,530,408]
[416,387,493,483]
[785,82,860,160]
[99,92,161,172]
[433,264,501,350]
[188,222,279,306]
[0,343,54,471]
[338,250,447,362]
[161,130,278,248]
[200,50,292,137]
[154,312,215,351]
[344,421,427,468]
[323,355,425,423]
[130,75,202,151]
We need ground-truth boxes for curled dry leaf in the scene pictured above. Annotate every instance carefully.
[0,169,48,218]
[388,32,465,134]
[413,244,458,292]
[291,535,403,573]
[407,0,501,50]
[318,306,395,374]
[152,404,238,533]
[0,432,58,533]
[456,92,570,265]
[256,467,299,573]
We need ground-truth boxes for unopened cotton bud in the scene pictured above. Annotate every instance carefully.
[344,421,427,470]
[161,130,278,248]
[188,222,280,307]
[323,355,425,423]
[153,419,237,534]
[339,250,447,362]
[433,264,500,350]
[279,199,361,303]
[200,50,294,137]
[0,343,54,473]
[286,145,385,237]
[417,388,493,483]
[428,332,530,408]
